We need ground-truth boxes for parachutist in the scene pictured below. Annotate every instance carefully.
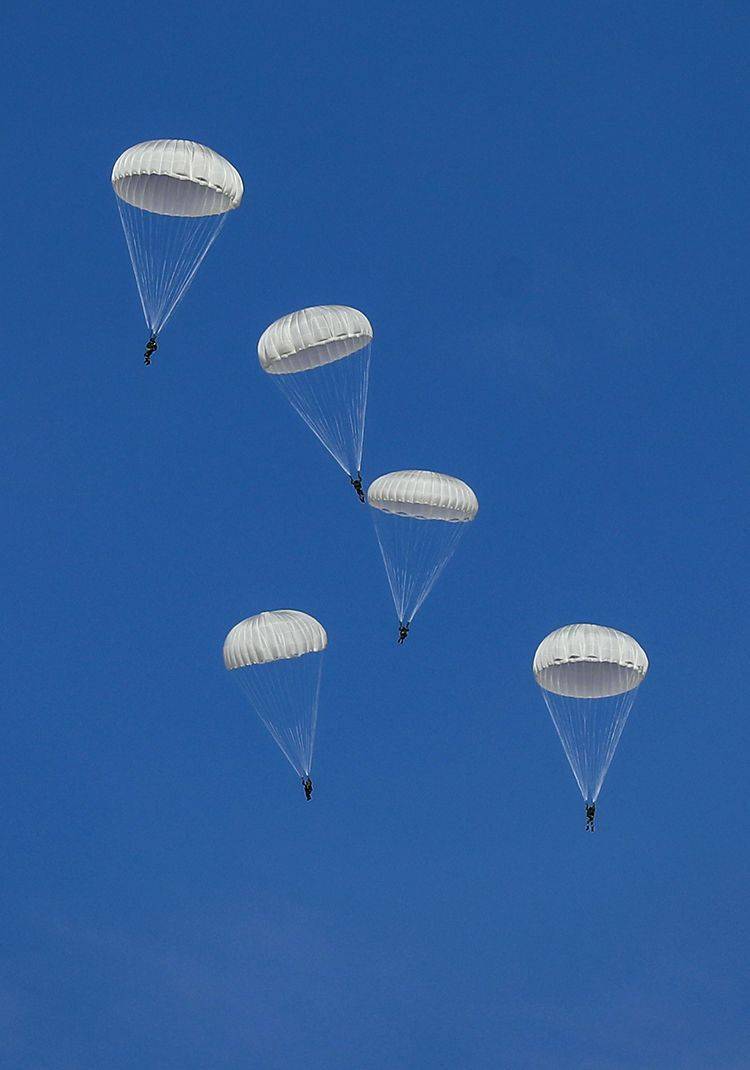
[397,622,410,645]
[302,776,313,801]
[585,803,596,832]
[350,471,365,503]
[144,334,158,365]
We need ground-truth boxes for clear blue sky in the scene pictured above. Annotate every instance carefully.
[1,3,748,1067]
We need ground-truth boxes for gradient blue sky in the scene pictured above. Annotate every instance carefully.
[1,3,748,1067]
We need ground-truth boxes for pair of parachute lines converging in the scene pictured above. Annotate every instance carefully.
[112,138,650,825]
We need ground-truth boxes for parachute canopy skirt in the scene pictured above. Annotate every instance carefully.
[112,139,243,339]
[258,306,373,484]
[368,470,478,638]
[533,624,648,805]
[223,610,327,780]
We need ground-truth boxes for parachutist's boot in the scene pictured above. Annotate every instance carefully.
[350,471,365,502]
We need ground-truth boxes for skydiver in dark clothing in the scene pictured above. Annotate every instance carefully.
[397,622,410,645]
[144,334,158,365]
[302,776,313,801]
[585,803,596,832]
[350,471,365,502]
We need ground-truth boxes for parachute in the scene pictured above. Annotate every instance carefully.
[112,140,243,359]
[368,470,478,642]
[533,624,649,806]
[258,306,373,498]
[223,610,326,780]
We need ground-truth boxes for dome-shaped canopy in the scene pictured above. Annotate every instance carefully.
[223,610,327,669]
[112,139,243,217]
[368,470,479,522]
[533,623,648,699]
[258,306,373,375]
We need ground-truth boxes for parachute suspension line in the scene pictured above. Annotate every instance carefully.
[271,343,372,480]
[372,511,469,627]
[232,653,324,779]
[116,199,227,338]
[540,685,640,803]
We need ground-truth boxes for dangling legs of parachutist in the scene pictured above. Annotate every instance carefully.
[397,622,410,645]
[350,471,365,503]
[144,334,158,366]
[302,776,313,801]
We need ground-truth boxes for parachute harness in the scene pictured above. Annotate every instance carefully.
[144,334,158,365]
[350,471,365,502]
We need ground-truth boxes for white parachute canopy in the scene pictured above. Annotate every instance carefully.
[223,610,327,779]
[368,470,478,640]
[258,306,373,492]
[533,623,649,804]
[112,139,243,341]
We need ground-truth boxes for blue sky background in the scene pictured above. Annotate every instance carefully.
[1,3,748,1067]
